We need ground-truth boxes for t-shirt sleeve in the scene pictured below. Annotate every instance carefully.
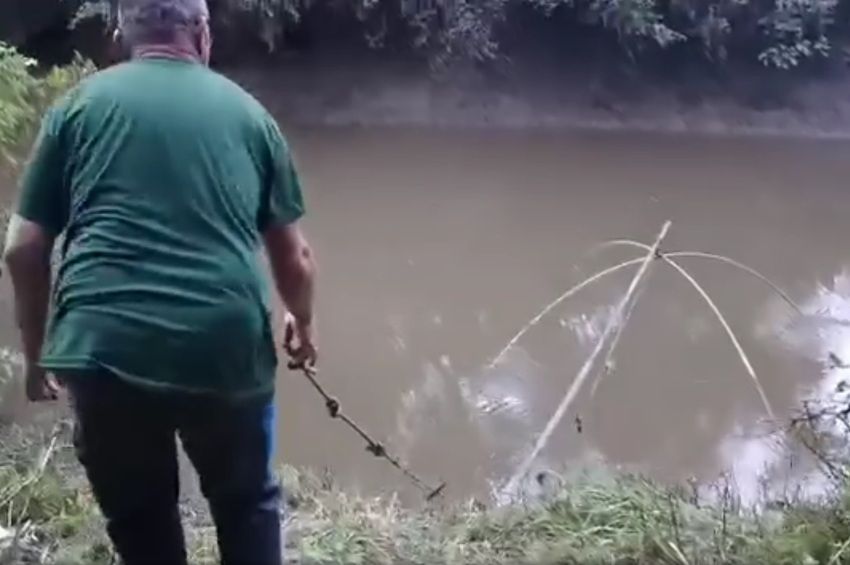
[16,106,70,235]
[258,118,305,232]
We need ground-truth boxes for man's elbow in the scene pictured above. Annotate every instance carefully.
[2,243,22,270]
[2,216,53,275]
[3,242,47,276]
[3,236,28,269]
[278,242,315,286]
[296,242,316,274]
[264,223,316,276]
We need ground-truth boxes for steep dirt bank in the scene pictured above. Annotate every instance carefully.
[229,58,850,139]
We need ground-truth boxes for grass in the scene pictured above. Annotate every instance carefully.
[283,467,850,565]
[0,425,111,564]
[4,415,850,564]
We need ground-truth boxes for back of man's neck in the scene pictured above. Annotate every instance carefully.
[133,44,201,64]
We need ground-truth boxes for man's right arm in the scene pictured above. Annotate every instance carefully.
[3,105,69,401]
[258,119,317,366]
[263,222,318,366]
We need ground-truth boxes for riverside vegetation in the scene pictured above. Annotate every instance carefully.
[6,43,850,564]
[3,0,850,71]
[6,0,850,135]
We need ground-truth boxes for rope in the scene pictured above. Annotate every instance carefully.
[290,362,447,502]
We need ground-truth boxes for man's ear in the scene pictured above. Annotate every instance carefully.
[191,18,213,65]
[109,27,131,64]
[201,23,213,65]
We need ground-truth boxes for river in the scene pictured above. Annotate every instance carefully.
[2,126,850,504]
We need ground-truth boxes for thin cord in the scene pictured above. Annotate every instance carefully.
[291,363,447,502]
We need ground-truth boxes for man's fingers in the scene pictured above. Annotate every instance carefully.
[289,347,310,367]
[46,374,60,391]
[26,374,60,403]
[45,377,60,400]
[27,385,55,403]
[39,382,58,401]
[287,344,317,374]
[284,320,295,354]
[296,344,318,365]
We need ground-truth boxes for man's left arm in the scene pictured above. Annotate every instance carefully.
[3,107,70,401]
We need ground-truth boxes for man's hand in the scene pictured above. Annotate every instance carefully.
[284,313,318,371]
[4,216,56,401]
[24,362,59,402]
[264,222,317,372]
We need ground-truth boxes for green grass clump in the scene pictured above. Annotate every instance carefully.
[279,464,850,565]
[0,425,111,564]
[0,43,92,247]
[3,426,850,564]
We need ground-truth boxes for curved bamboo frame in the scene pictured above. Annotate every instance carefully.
[495,228,799,495]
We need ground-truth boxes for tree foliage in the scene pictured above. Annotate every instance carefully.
[64,0,848,69]
[0,42,93,163]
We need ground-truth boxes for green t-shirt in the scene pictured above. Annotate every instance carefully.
[16,58,305,399]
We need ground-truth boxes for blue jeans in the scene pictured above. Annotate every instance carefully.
[63,371,282,565]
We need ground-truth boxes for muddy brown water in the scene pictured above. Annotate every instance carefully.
[3,127,850,504]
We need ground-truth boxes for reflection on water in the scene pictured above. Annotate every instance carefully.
[753,269,850,504]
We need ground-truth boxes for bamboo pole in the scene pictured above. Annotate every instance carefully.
[601,240,777,420]
[501,221,671,498]
[489,257,647,369]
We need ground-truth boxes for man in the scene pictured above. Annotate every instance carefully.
[2,0,317,563]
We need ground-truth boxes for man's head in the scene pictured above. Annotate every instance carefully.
[117,0,211,64]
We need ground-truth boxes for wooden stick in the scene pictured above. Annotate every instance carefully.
[501,221,672,498]
[599,239,777,421]
[662,256,776,421]
[489,257,647,369]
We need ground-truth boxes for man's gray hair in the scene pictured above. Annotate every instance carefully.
[118,0,209,45]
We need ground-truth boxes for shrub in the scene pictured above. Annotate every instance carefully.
[0,42,93,164]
